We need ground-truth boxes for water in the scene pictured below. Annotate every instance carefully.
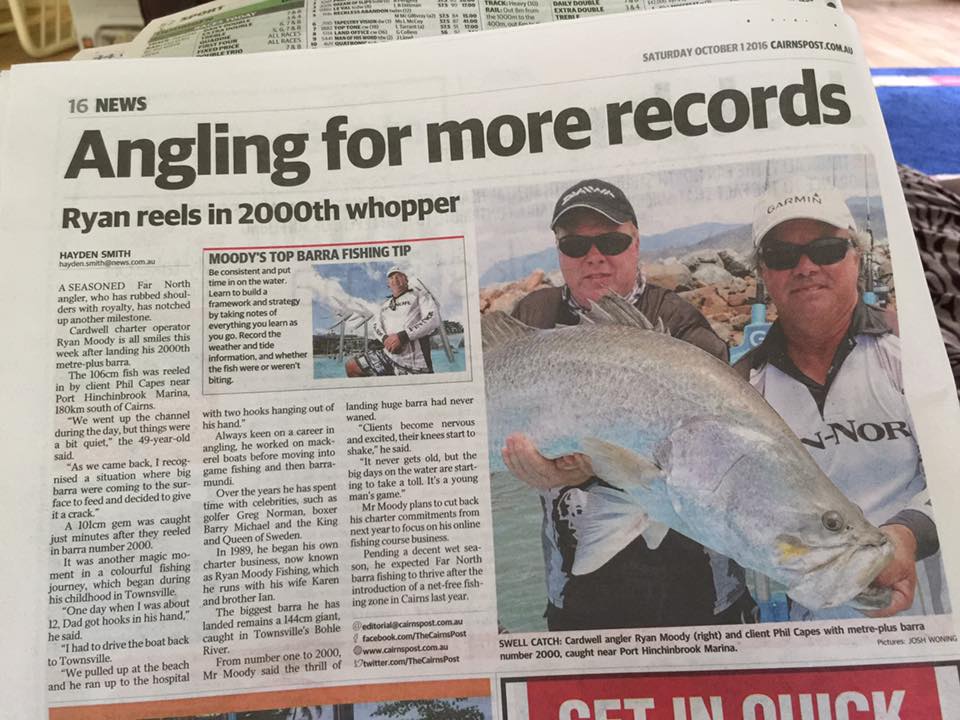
[491,470,549,632]
[491,474,788,631]
[313,347,466,379]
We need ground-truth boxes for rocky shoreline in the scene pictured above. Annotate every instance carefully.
[479,245,894,347]
[480,248,769,346]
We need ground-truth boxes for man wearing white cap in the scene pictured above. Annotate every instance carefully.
[737,183,945,620]
[501,178,756,630]
[345,266,440,376]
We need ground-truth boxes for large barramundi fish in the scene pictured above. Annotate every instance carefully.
[482,295,893,611]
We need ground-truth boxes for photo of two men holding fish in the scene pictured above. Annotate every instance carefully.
[476,154,951,633]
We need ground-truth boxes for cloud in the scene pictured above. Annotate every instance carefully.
[294,271,379,324]
[362,263,383,282]
[399,242,466,323]
[296,239,468,334]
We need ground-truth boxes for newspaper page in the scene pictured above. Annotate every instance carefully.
[111,0,842,59]
[73,42,133,59]
[3,3,960,719]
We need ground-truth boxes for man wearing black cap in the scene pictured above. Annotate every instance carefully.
[503,178,756,630]
[346,266,440,377]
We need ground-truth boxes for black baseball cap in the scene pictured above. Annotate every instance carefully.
[550,178,638,230]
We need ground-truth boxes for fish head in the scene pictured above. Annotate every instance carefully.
[772,499,893,610]
[660,417,894,611]
[725,443,893,611]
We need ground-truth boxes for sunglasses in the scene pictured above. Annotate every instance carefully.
[760,236,853,271]
[558,232,633,258]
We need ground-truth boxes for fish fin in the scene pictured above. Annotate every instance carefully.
[578,296,649,329]
[581,437,665,488]
[566,486,653,575]
[579,295,668,333]
[567,441,670,573]
[481,311,537,352]
[642,520,670,550]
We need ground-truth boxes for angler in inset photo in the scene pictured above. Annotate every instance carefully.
[305,239,469,382]
[736,182,948,620]
[346,266,440,377]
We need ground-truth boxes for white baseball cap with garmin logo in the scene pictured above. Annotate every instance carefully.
[752,183,857,246]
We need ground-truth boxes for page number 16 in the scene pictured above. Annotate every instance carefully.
[68,98,88,113]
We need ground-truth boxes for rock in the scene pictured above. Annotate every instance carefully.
[709,310,736,324]
[487,288,528,315]
[480,285,505,301]
[479,269,559,316]
[479,245,775,348]
[478,285,506,312]
[717,280,755,310]
[692,263,735,287]
[718,249,753,278]
[878,256,894,284]
[730,313,753,331]
[708,320,736,345]
[678,286,727,315]
[680,249,722,269]
[725,293,755,311]
[520,269,546,292]
[645,261,693,291]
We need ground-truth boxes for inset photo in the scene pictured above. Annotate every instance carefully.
[150,697,491,720]
[475,155,951,633]
[304,237,469,383]
[50,679,492,720]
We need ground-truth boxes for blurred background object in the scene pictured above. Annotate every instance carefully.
[0,0,75,58]
[69,0,141,49]
[0,0,957,66]
[137,0,200,23]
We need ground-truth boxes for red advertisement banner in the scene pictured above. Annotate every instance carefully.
[510,664,953,719]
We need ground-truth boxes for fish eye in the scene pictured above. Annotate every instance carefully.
[821,511,844,532]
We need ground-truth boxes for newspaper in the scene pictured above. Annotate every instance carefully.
[73,42,133,59]
[67,0,142,49]
[3,2,960,719]
[97,0,843,58]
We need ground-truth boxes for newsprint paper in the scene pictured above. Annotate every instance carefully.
[80,0,841,60]
[2,3,960,719]
[120,0,721,57]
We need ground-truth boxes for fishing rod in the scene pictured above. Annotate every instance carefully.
[862,157,879,306]
[417,279,455,363]
[729,162,772,365]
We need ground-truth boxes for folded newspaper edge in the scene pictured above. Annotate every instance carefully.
[2,3,959,719]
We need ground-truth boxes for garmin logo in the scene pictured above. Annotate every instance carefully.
[767,193,822,215]
[801,419,911,450]
[562,185,616,205]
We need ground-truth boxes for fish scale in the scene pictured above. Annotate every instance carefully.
[482,296,894,611]
[486,322,776,461]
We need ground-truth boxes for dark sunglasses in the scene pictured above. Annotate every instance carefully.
[558,232,633,258]
[760,236,853,271]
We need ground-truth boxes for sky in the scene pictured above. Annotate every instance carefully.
[473,153,884,276]
[295,239,467,334]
